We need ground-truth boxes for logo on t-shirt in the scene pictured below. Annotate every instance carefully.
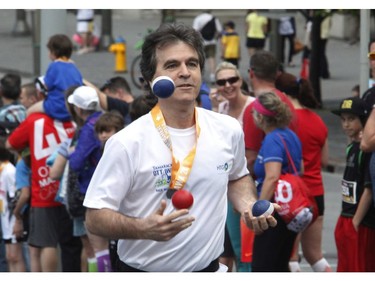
[216,161,233,174]
[153,164,172,192]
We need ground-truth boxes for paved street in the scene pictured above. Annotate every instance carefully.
[0,9,372,272]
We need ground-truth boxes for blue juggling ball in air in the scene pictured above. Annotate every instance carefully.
[151,76,175,98]
[252,200,274,217]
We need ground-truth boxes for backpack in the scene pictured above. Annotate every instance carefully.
[64,131,86,218]
[66,164,86,218]
[275,173,318,233]
[200,17,217,41]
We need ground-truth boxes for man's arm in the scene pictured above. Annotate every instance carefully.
[245,149,258,176]
[361,108,375,152]
[49,153,67,180]
[83,78,108,110]
[85,201,195,242]
[259,162,281,201]
[227,175,278,234]
[352,187,373,231]
[13,187,30,221]
[5,139,16,151]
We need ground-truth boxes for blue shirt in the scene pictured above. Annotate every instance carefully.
[15,158,31,214]
[254,128,302,195]
[199,82,212,110]
[44,61,83,121]
[15,158,31,190]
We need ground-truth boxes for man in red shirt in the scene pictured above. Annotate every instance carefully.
[243,50,296,176]
[6,93,81,271]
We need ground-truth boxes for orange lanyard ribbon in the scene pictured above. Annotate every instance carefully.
[151,104,200,194]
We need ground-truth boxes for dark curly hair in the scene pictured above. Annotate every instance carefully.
[140,23,205,87]
[47,34,73,58]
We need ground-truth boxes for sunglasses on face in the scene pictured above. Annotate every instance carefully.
[216,76,240,86]
[369,52,375,61]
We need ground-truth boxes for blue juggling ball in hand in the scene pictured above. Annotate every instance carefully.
[252,200,274,217]
[151,76,175,98]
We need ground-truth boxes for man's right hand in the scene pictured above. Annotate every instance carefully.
[142,200,195,241]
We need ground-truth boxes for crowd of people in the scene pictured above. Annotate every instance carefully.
[0,9,374,273]
[0,30,157,272]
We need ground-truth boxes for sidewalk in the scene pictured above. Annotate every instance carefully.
[0,9,361,174]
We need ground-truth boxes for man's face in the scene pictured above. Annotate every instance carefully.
[103,88,121,100]
[152,41,201,103]
[19,88,36,109]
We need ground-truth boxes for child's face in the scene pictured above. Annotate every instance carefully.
[340,113,363,141]
[98,129,117,145]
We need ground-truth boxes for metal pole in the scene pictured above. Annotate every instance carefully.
[12,9,31,36]
[360,9,370,94]
[30,10,41,76]
[309,12,323,106]
[40,10,67,74]
[99,9,114,51]
[269,18,282,63]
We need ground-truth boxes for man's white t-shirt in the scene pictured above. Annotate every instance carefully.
[84,107,248,272]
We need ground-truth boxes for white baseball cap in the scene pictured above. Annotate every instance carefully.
[67,86,99,110]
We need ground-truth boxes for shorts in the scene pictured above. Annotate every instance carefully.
[246,38,265,49]
[28,206,74,248]
[221,226,234,258]
[224,58,238,68]
[204,44,216,59]
[358,224,375,271]
[73,216,87,237]
[334,215,360,272]
[314,195,325,216]
[77,20,94,33]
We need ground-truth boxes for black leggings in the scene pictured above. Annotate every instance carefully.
[280,35,295,64]
[251,213,297,272]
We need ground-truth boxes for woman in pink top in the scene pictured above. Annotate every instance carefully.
[215,61,255,272]
[275,72,332,272]
[216,62,255,127]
